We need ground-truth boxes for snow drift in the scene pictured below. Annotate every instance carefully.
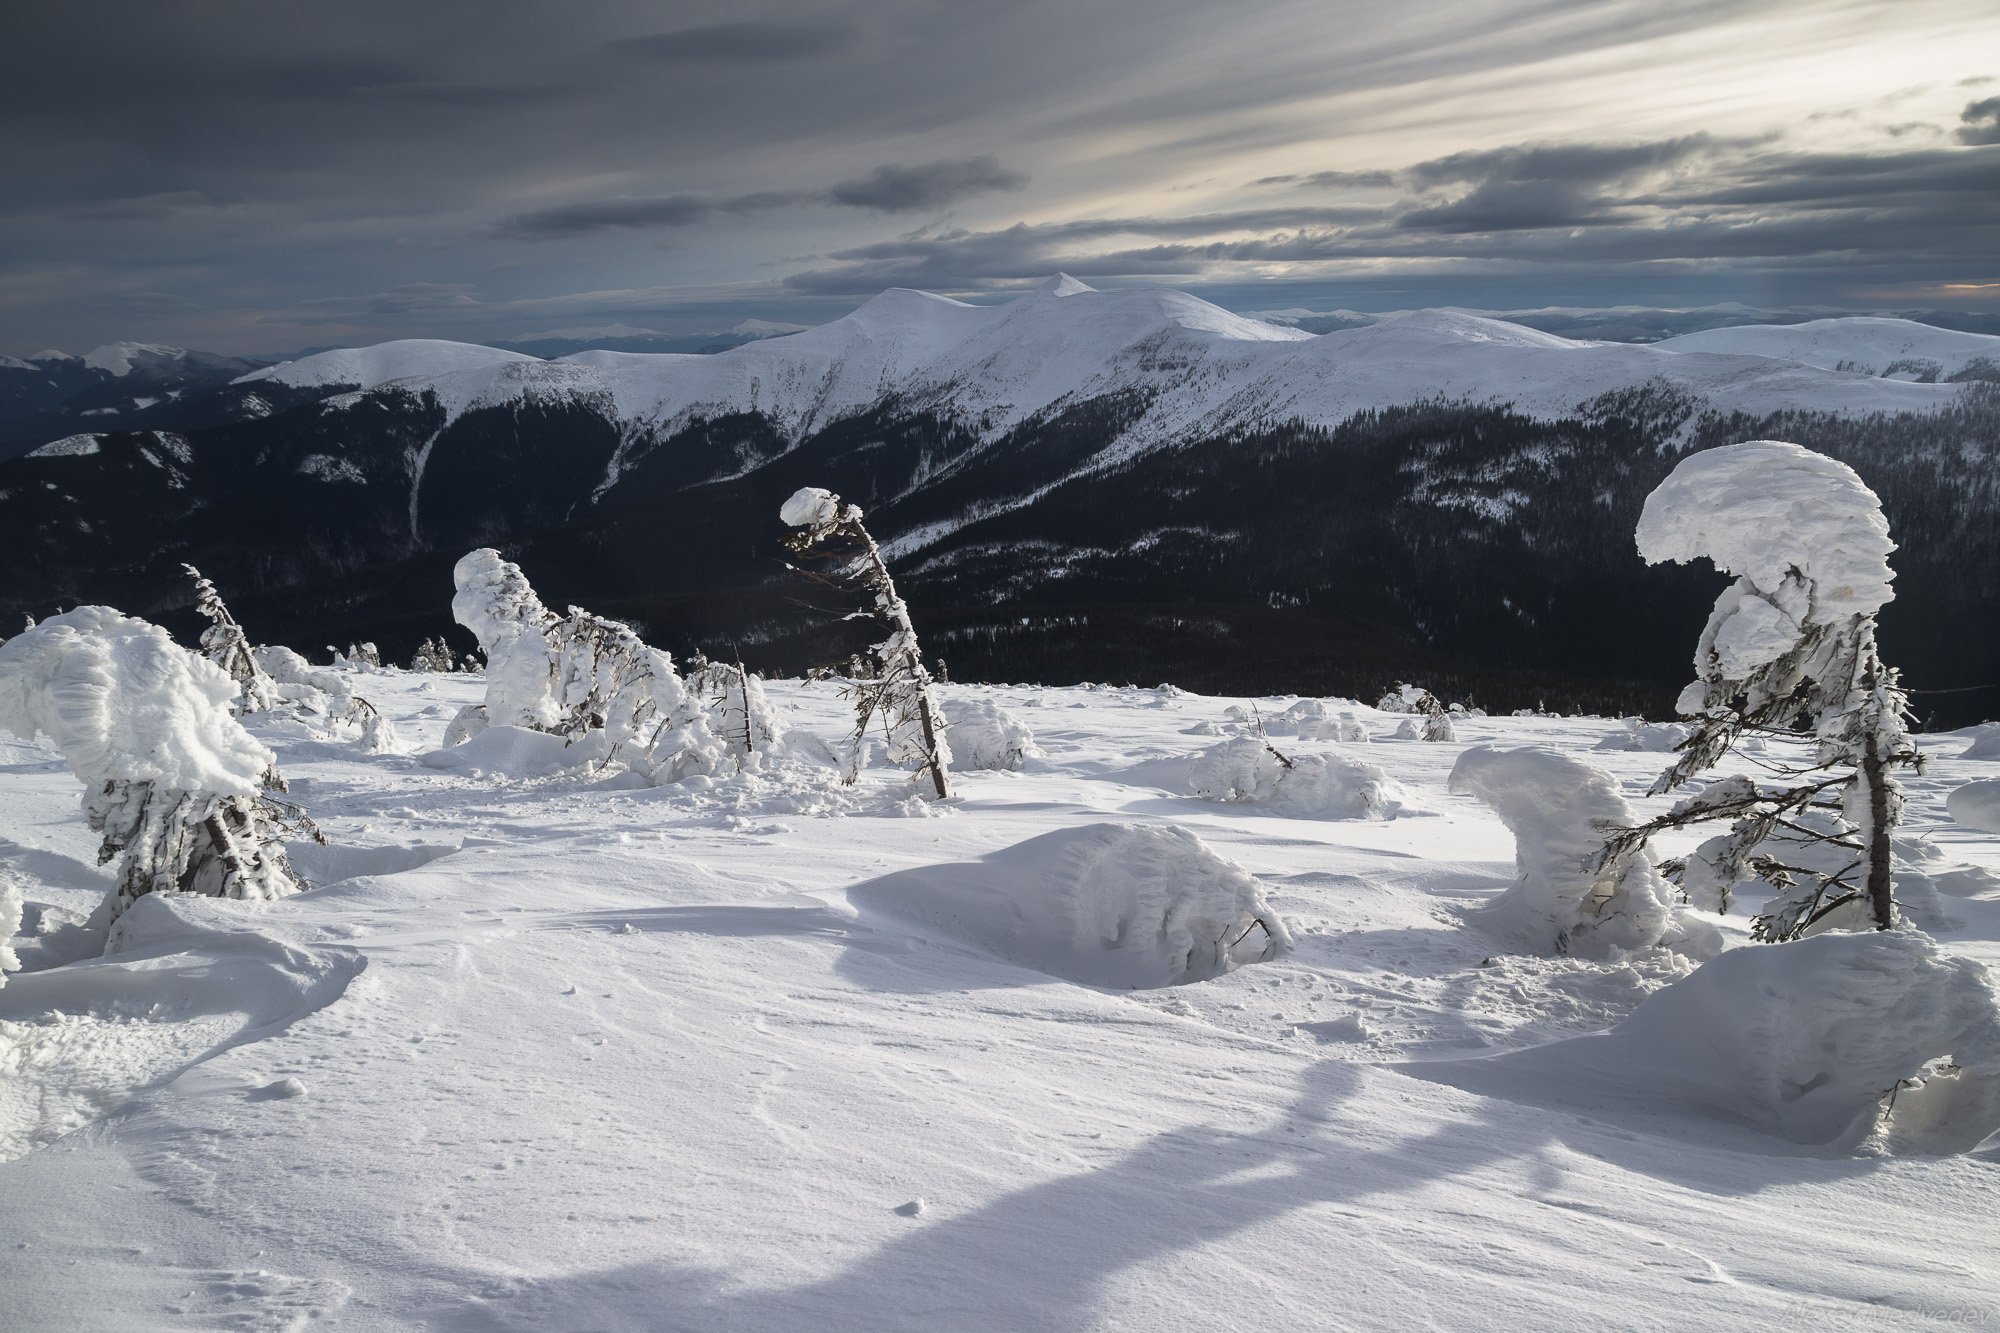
[1947,779,2000,835]
[1409,929,2000,1153]
[847,822,1292,988]
[0,894,362,1162]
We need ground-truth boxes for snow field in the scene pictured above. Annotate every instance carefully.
[0,673,1997,1329]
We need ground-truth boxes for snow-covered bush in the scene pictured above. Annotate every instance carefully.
[447,548,725,782]
[847,822,1293,988]
[255,645,400,753]
[940,696,1039,770]
[683,656,783,772]
[1605,441,1921,940]
[1450,745,1676,958]
[329,642,382,671]
[0,866,18,987]
[1617,931,2000,1151]
[1375,682,1429,713]
[0,607,312,925]
[185,565,276,714]
[409,636,460,672]
[781,487,951,798]
[1190,735,1411,820]
[1269,699,1369,742]
[1592,718,1692,753]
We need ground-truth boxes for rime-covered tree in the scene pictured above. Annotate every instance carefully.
[410,636,458,672]
[185,564,277,714]
[685,654,782,769]
[448,548,725,781]
[1600,441,1921,940]
[780,487,951,799]
[256,645,400,753]
[0,607,317,926]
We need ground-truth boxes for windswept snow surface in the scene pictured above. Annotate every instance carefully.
[1659,317,2000,378]
[2,675,1998,1329]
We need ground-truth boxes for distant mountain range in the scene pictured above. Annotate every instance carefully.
[4,279,1996,718]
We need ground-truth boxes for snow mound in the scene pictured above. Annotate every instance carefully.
[236,340,539,392]
[940,696,1039,770]
[847,822,1292,988]
[1637,440,1896,628]
[1946,779,2000,835]
[1190,736,1412,819]
[1271,699,1369,741]
[417,725,584,780]
[1592,718,1692,752]
[1450,745,1676,958]
[0,894,361,1162]
[0,606,273,798]
[1960,724,2000,761]
[1409,930,2000,1153]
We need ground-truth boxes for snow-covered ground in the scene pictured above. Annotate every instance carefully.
[2,672,1997,1330]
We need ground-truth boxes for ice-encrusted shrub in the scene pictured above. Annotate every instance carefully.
[1450,745,1676,958]
[1592,718,1692,753]
[1600,441,1922,941]
[941,696,1039,771]
[1271,699,1369,742]
[255,645,400,753]
[0,607,315,926]
[781,487,951,798]
[1190,735,1410,820]
[448,548,726,782]
[684,656,783,772]
[185,564,277,714]
[409,636,460,672]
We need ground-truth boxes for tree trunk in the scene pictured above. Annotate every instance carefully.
[1860,657,1897,931]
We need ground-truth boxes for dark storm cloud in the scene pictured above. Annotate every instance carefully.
[496,192,806,238]
[498,158,1029,237]
[782,133,2000,294]
[1959,97,2000,146]
[609,19,853,64]
[825,156,1029,212]
[0,0,1990,353]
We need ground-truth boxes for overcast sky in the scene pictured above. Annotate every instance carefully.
[4,0,1996,355]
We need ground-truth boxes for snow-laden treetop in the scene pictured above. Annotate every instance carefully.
[0,606,274,796]
[1636,440,1895,622]
[779,486,847,529]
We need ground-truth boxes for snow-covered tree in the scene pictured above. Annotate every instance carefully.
[685,654,782,770]
[409,636,459,672]
[0,607,316,926]
[1452,745,1678,958]
[448,548,725,780]
[255,645,400,753]
[1600,441,1921,939]
[184,564,277,714]
[780,487,951,799]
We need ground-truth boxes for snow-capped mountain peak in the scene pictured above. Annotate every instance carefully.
[1032,272,1096,298]
[82,341,186,376]
[234,339,543,393]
